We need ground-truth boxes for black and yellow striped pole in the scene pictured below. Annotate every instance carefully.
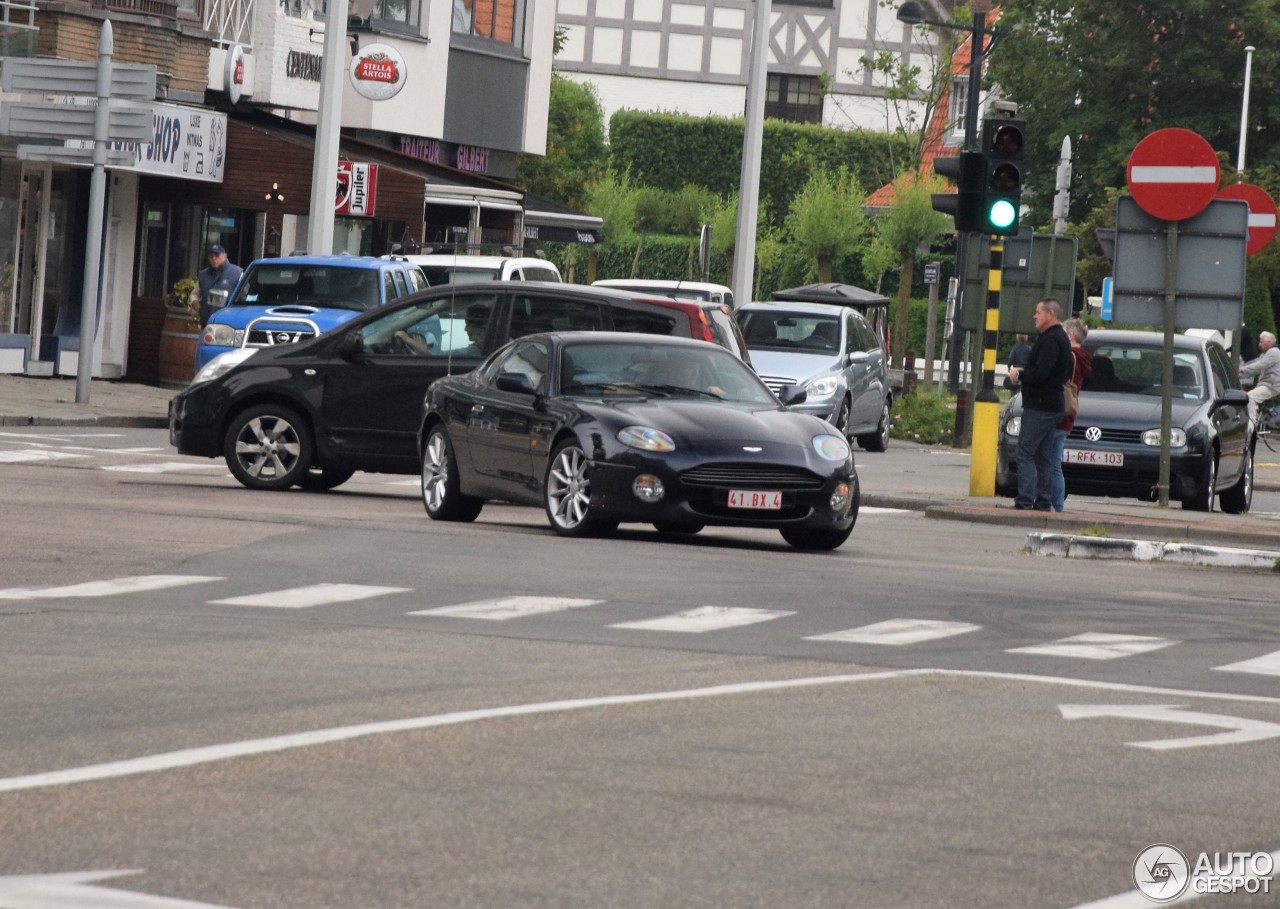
[969,236,1003,496]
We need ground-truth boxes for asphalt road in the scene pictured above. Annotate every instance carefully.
[1,427,1278,908]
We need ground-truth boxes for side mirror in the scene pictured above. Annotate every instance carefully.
[337,330,365,361]
[847,350,869,366]
[496,372,537,395]
[779,384,807,406]
[1219,388,1250,407]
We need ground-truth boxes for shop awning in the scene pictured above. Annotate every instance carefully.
[522,193,603,245]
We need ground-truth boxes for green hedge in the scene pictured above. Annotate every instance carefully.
[608,111,911,228]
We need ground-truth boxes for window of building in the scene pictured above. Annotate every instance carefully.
[948,76,968,142]
[776,0,833,6]
[368,0,420,31]
[453,0,526,47]
[765,73,823,124]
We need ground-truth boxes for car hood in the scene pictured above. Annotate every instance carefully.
[746,349,840,381]
[1009,391,1205,427]
[584,398,833,446]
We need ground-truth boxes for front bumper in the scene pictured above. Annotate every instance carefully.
[997,437,1205,502]
[168,382,227,458]
[584,454,858,531]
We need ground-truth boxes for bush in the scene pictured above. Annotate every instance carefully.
[889,392,956,445]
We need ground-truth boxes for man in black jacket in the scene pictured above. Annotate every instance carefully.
[1008,299,1073,510]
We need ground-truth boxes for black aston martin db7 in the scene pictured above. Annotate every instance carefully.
[418,332,860,550]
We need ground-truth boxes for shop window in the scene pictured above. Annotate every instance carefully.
[368,0,420,31]
[765,73,823,124]
[453,0,526,47]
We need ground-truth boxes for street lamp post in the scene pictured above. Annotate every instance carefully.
[896,1,992,396]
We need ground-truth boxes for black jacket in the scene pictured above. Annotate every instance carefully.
[1020,324,1073,413]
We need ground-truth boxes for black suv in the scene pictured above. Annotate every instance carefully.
[170,282,750,491]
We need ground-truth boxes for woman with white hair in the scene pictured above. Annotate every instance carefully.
[1240,330,1280,425]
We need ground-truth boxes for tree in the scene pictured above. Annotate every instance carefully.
[988,0,1280,227]
[784,167,867,285]
[515,76,607,211]
[669,184,719,279]
[865,173,953,369]
[582,172,639,284]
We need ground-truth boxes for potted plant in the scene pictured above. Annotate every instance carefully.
[167,276,199,326]
[159,276,201,386]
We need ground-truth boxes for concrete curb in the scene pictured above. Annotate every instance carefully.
[1027,532,1280,570]
[0,414,169,428]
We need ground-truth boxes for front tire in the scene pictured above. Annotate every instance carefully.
[857,398,891,452]
[295,466,354,491]
[421,426,483,522]
[1183,451,1217,512]
[544,441,618,537]
[780,524,854,551]
[1219,443,1254,514]
[224,404,312,490]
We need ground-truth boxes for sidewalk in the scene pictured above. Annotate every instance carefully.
[3,374,1280,560]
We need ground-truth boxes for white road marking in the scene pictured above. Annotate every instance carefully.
[0,450,87,463]
[611,605,793,633]
[0,431,122,440]
[858,506,910,514]
[7,668,1280,795]
[806,618,981,645]
[1008,632,1177,660]
[101,462,226,473]
[408,596,603,620]
[0,869,243,908]
[1059,704,1280,750]
[0,575,223,601]
[1214,649,1280,677]
[208,583,410,608]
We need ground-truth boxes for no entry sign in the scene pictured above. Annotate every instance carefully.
[1217,182,1278,255]
[1126,128,1220,222]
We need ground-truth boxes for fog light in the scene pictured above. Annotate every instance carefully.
[830,482,850,511]
[633,474,665,502]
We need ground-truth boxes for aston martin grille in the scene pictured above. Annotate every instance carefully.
[680,463,824,489]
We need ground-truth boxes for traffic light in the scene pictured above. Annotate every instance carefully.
[980,117,1025,235]
[931,151,985,232]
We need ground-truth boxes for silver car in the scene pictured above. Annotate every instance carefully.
[737,301,891,451]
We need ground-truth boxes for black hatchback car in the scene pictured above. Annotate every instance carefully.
[169,282,750,491]
[996,329,1254,512]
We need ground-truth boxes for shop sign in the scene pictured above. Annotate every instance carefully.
[224,44,246,104]
[455,145,488,174]
[67,102,226,183]
[337,162,378,216]
[349,44,406,101]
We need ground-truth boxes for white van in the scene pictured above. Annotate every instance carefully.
[405,254,562,285]
[591,279,735,309]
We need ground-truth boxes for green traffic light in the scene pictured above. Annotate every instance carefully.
[987,199,1017,230]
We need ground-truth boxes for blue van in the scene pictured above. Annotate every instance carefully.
[195,255,427,371]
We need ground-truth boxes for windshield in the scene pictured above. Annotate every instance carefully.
[1085,344,1206,400]
[230,264,381,312]
[739,311,841,353]
[558,342,775,404]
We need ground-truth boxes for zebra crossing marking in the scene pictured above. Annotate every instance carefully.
[102,462,227,473]
[0,575,224,600]
[1008,632,1178,660]
[408,596,603,620]
[807,618,981,646]
[1214,650,1280,678]
[611,605,794,633]
[209,583,410,609]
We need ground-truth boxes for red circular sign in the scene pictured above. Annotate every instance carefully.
[1126,128,1220,221]
[1217,182,1278,255]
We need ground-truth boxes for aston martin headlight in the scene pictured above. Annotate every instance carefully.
[812,434,851,461]
[806,376,840,398]
[1142,427,1186,447]
[617,426,675,452]
[1005,416,1021,437]
[191,348,257,385]
[203,323,240,347]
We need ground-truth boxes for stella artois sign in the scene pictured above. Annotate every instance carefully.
[349,43,407,101]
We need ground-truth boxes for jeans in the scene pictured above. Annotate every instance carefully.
[1016,407,1064,510]
[1050,428,1068,512]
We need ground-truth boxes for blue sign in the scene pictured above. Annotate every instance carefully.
[1101,276,1113,320]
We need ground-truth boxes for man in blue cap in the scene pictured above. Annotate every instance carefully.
[196,243,243,326]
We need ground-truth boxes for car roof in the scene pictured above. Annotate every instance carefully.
[406,281,717,306]
[592,279,732,293]
[403,254,554,267]
[738,300,856,317]
[531,331,726,350]
[249,255,409,270]
[1087,329,1208,352]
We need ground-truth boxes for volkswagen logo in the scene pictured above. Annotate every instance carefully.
[1084,426,1103,442]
